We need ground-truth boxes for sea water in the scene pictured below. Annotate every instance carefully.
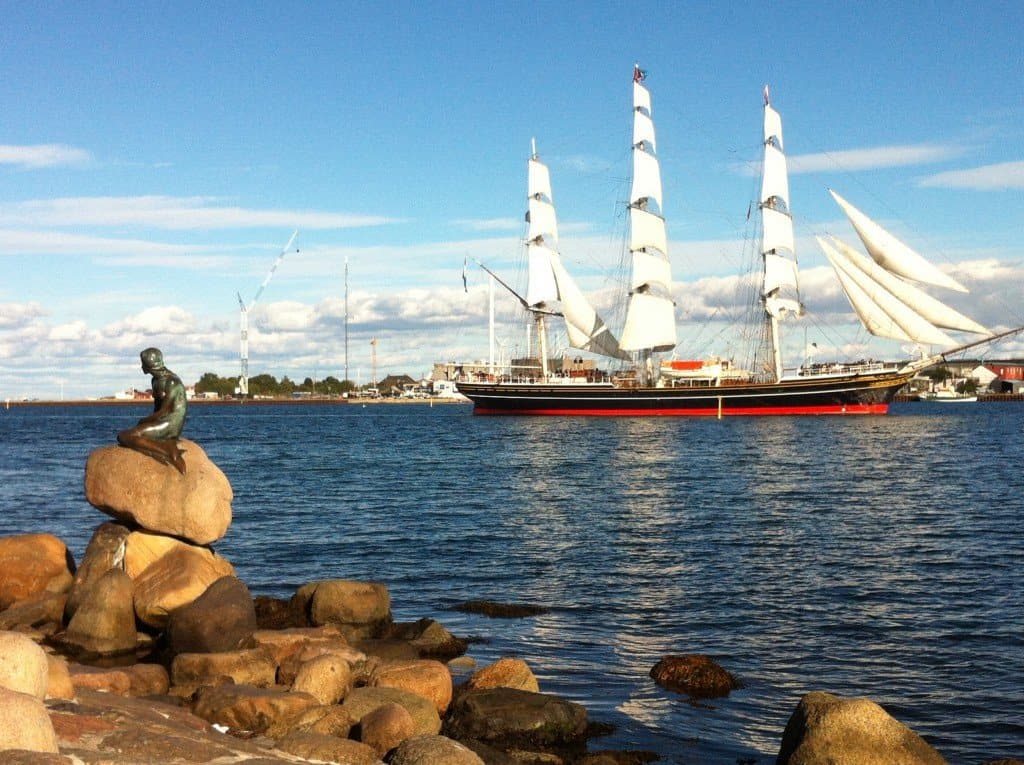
[0,401,1021,764]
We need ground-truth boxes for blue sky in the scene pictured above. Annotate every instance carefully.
[2,1,1022,398]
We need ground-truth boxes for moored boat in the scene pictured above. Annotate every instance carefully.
[458,67,1018,416]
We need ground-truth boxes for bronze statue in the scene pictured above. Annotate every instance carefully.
[117,348,188,473]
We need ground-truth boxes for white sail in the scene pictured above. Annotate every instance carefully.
[760,88,802,378]
[549,256,629,359]
[526,241,559,307]
[829,189,968,293]
[820,237,956,346]
[525,146,626,358]
[621,66,676,353]
[828,236,990,336]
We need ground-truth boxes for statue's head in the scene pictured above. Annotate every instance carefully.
[140,347,165,373]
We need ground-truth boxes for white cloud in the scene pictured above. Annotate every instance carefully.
[102,306,198,337]
[786,144,963,174]
[0,196,395,230]
[454,217,521,232]
[0,302,48,329]
[0,144,92,169]
[48,321,90,342]
[917,160,1024,190]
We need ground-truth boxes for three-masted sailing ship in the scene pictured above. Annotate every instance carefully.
[457,66,1014,416]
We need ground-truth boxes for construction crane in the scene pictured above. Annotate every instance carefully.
[237,230,299,397]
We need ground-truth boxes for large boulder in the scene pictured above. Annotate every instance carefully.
[0,687,59,753]
[390,734,486,765]
[125,532,235,628]
[65,522,132,620]
[171,648,277,688]
[292,580,392,639]
[0,630,50,698]
[650,654,741,698]
[61,568,137,656]
[0,534,74,609]
[274,731,382,764]
[777,691,947,765]
[264,704,355,739]
[342,686,442,736]
[358,701,416,757]
[291,652,352,705]
[443,687,588,751]
[366,658,452,715]
[166,575,257,654]
[192,684,320,734]
[84,438,232,545]
[466,657,539,693]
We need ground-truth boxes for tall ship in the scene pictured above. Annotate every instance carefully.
[457,66,1016,416]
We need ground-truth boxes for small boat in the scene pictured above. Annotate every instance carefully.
[920,390,978,403]
[457,66,1020,416]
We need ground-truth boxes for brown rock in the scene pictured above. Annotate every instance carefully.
[0,630,50,698]
[342,686,442,736]
[264,703,355,739]
[367,658,452,715]
[442,687,588,751]
[45,655,74,700]
[294,579,392,639]
[192,683,320,734]
[0,534,74,610]
[167,575,257,654]
[68,663,132,695]
[390,734,486,765]
[128,533,236,628]
[389,617,469,660]
[0,592,66,633]
[0,687,59,753]
[275,730,383,764]
[249,625,349,666]
[777,691,947,765]
[466,657,539,693]
[254,594,306,629]
[84,438,232,545]
[64,521,131,620]
[127,663,171,696]
[61,568,137,656]
[171,648,277,688]
[278,640,366,685]
[650,654,742,698]
[291,652,352,705]
[358,701,416,757]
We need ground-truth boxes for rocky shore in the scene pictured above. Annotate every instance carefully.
[0,436,1015,764]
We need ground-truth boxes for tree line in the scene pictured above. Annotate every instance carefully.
[194,372,357,398]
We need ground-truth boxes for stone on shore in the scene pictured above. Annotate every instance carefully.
[0,687,59,753]
[264,703,355,739]
[171,648,277,688]
[466,656,539,693]
[342,686,442,736]
[776,691,947,765]
[0,630,50,698]
[0,534,74,610]
[442,687,588,751]
[84,439,232,545]
[61,568,137,656]
[390,617,469,660]
[278,640,366,685]
[166,575,257,654]
[650,654,742,698]
[64,521,131,620]
[274,731,383,764]
[45,654,75,700]
[358,701,417,757]
[192,683,320,734]
[366,657,453,715]
[290,651,352,704]
[0,591,66,635]
[292,579,393,640]
[126,532,235,628]
[390,734,486,765]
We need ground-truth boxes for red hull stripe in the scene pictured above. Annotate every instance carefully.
[473,403,890,416]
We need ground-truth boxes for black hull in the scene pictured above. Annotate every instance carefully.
[456,372,913,416]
